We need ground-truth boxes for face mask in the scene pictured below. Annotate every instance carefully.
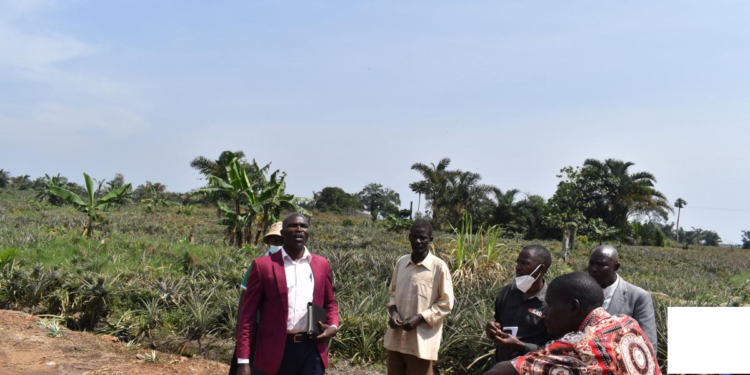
[515,264,542,293]
[268,245,282,254]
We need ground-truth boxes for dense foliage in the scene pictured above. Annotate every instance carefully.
[358,183,401,222]
[313,187,364,214]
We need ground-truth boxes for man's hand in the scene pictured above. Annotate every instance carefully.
[486,321,502,339]
[389,308,404,329]
[315,321,337,341]
[237,364,251,375]
[402,314,425,331]
[491,329,526,351]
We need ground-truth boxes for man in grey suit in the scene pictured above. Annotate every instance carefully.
[587,245,658,351]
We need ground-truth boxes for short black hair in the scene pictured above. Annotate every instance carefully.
[548,272,604,312]
[282,212,307,227]
[411,219,433,236]
[523,244,552,270]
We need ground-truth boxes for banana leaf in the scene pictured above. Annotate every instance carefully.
[48,185,86,209]
[84,173,95,207]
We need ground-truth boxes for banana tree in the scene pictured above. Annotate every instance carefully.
[141,186,176,213]
[251,171,310,244]
[196,158,263,247]
[49,173,132,237]
[35,174,66,206]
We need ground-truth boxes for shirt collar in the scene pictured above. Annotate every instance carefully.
[578,307,611,331]
[281,247,312,262]
[511,279,547,301]
[602,274,621,299]
[528,279,547,302]
[406,252,434,271]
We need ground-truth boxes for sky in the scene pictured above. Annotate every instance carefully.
[1,0,748,244]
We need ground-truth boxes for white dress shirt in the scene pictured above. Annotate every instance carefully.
[281,247,315,333]
[601,274,621,310]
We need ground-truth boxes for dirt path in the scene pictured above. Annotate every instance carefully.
[0,309,383,375]
[0,309,229,375]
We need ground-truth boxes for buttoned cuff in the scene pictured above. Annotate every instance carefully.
[237,358,249,364]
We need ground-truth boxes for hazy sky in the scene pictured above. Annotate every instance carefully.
[1,1,748,243]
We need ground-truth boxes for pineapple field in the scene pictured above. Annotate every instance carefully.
[1,189,749,374]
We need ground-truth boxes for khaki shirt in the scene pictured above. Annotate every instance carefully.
[384,252,454,361]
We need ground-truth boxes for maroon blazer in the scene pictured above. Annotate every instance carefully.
[236,250,339,374]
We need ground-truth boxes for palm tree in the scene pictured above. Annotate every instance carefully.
[582,158,673,230]
[674,198,687,243]
[489,187,520,227]
[701,230,722,246]
[408,180,430,214]
[190,150,247,180]
[410,158,453,227]
[442,170,497,228]
[11,174,31,190]
[512,194,548,239]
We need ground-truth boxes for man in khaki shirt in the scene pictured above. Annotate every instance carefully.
[384,219,454,375]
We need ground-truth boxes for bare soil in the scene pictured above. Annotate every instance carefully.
[0,309,228,374]
[0,309,382,375]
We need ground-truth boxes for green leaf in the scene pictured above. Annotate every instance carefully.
[217,202,235,216]
[48,186,87,209]
[83,173,95,207]
[96,183,132,210]
[249,203,263,214]
[205,176,233,190]
[258,188,276,202]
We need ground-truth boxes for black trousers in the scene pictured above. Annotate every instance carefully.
[229,340,323,375]
[274,339,324,375]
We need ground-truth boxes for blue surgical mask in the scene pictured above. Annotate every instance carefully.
[268,245,282,254]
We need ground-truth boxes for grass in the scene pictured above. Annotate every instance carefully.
[2,189,750,373]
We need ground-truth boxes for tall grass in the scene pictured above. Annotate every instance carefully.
[450,212,506,273]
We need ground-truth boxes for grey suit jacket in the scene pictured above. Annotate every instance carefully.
[606,276,658,352]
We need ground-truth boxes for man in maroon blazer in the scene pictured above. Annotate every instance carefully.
[236,213,339,375]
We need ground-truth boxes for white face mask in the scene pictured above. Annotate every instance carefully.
[268,245,282,254]
[515,264,542,293]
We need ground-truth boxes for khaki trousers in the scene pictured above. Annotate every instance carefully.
[387,350,433,375]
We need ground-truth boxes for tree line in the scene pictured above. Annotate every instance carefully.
[0,155,738,249]
[307,158,730,252]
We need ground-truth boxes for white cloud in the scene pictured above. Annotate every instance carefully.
[0,25,90,75]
